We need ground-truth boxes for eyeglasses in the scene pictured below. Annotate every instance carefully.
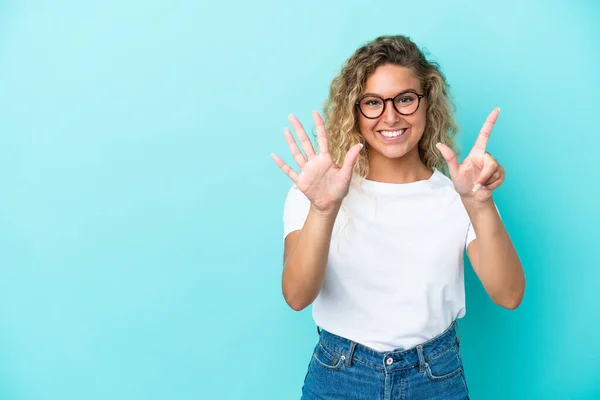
[355,91,425,119]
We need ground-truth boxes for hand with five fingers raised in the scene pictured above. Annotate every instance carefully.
[271,111,363,213]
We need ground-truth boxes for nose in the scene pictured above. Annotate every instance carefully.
[382,99,401,125]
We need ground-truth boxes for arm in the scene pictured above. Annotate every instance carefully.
[464,200,525,309]
[436,107,525,310]
[272,111,363,312]
[282,205,339,311]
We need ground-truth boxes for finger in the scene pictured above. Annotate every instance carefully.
[435,143,459,180]
[483,166,505,189]
[312,111,330,155]
[340,143,364,180]
[483,168,503,186]
[271,153,299,183]
[471,107,500,155]
[289,114,316,160]
[284,128,307,168]
[473,154,499,192]
[482,177,503,191]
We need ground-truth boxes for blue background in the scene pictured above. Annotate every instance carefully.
[1,0,599,399]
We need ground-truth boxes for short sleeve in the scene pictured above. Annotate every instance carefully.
[466,222,477,248]
[465,203,502,249]
[283,184,311,240]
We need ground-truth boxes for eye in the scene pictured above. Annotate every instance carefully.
[396,94,417,104]
[361,97,382,107]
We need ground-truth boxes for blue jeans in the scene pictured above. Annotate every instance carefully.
[301,321,469,399]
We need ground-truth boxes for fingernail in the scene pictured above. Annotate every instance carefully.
[472,183,482,192]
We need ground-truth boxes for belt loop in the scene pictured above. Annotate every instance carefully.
[416,345,426,373]
[345,341,357,367]
[454,320,461,347]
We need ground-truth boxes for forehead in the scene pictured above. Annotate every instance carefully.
[363,64,422,96]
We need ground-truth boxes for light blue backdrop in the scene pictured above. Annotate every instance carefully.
[0,0,598,399]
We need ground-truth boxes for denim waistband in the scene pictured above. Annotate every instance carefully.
[317,321,461,372]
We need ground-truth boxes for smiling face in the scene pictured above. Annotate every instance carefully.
[357,64,427,166]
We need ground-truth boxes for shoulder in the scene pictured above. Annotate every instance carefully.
[428,168,457,192]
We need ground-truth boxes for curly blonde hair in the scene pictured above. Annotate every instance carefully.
[323,35,459,178]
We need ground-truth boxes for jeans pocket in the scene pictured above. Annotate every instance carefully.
[312,342,345,370]
[424,345,463,381]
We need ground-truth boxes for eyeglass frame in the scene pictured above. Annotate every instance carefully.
[355,90,425,119]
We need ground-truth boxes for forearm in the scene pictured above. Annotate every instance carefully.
[463,199,525,309]
[282,205,339,311]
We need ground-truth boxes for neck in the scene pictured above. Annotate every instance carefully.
[366,147,433,184]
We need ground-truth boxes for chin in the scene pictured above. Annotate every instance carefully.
[383,149,412,159]
[369,142,415,159]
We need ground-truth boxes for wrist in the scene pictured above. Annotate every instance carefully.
[310,203,341,219]
[460,195,494,209]
[461,196,496,220]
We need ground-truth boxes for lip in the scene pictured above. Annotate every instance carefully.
[377,128,410,142]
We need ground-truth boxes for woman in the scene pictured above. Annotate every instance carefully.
[271,35,525,399]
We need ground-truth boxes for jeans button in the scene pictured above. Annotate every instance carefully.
[386,357,393,366]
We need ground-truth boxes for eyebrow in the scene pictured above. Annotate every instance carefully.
[361,89,419,98]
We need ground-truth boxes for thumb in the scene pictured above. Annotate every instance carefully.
[340,143,364,180]
[436,143,459,180]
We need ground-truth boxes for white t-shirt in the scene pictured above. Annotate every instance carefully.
[282,168,481,352]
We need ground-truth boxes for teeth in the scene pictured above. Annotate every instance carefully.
[380,129,407,138]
